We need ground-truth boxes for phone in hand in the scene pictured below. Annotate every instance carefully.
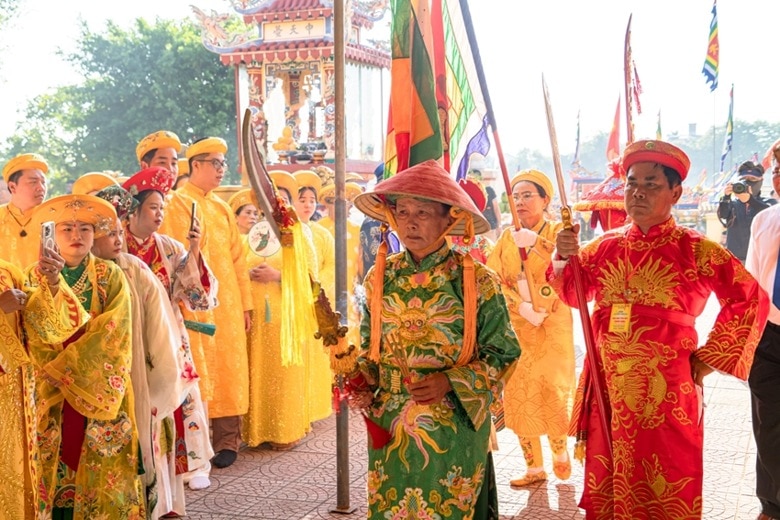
[189,202,197,232]
[40,221,55,258]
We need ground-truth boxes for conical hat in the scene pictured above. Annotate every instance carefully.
[353,160,489,236]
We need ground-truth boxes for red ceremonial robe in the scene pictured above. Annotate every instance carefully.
[548,217,768,520]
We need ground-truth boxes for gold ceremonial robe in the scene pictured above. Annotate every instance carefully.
[0,203,41,270]
[159,183,253,418]
[0,260,87,520]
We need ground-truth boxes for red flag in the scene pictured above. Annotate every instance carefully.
[606,96,621,161]
[761,139,779,172]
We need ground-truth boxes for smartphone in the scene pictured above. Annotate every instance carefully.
[189,201,197,232]
[40,221,55,258]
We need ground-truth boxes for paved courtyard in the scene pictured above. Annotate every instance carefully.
[183,296,763,519]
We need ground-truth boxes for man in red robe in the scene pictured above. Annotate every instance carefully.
[550,140,769,519]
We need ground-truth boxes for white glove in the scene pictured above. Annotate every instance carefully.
[516,280,531,302]
[512,228,538,248]
[518,301,548,327]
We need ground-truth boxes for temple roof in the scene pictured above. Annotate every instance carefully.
[217,38,390,67]
[239,0,378,29]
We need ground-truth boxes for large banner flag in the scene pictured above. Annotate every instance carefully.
[702,0,719,92]
[385,0,489,179]
[720,84,734,171]
[440,0,488,180]
[385,0,443,176]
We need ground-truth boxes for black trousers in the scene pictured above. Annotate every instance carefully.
[750,322,780,517]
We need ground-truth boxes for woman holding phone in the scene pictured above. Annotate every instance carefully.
[28,193,143,519]
[123,167,219,508]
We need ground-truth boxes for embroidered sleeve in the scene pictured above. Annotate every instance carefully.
[695,238,769,380]
[446,266,520,431]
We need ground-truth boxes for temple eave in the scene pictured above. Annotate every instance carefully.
[218,43,389,68]
[243,8,333,25]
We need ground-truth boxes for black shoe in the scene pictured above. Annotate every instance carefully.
[212,449,238,468]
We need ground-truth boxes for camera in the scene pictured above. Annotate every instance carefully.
[732,181,749,194]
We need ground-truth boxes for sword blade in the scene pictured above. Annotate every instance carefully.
[241,109,282,241]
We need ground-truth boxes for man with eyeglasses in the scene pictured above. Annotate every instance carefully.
[159,137,254,471]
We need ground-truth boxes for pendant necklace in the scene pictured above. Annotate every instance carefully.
[7,209,31,237]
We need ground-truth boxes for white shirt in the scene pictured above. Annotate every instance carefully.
[746,204,780,325]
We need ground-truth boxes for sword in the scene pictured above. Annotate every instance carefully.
[241,108,283,241]
[542,75,612,456]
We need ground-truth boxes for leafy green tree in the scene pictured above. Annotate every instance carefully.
[2,18,239,194]
[0,0,20,28]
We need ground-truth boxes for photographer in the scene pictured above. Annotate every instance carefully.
[718,160,776,263]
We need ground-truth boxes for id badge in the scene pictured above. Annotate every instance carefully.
[609,303,632,333]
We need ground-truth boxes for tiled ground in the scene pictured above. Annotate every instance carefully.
[183,296,762,520]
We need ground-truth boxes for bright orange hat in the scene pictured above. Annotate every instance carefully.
[622,140,690,180]
[122,167,176,197]
[2,153,49,183]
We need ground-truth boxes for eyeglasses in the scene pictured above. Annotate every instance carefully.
[512,192,540,202]
[194,158,228,170]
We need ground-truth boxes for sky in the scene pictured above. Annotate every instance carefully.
[0,0,778,161]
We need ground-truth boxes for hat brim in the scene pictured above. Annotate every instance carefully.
[354,192,490,236]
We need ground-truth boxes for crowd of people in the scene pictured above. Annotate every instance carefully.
[1,135,779,520]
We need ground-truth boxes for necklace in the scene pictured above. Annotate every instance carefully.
[6,208,32,237]
[64,263,90,303]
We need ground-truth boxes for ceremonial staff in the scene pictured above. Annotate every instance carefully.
[542,76,612,455]
[457,0,541,311]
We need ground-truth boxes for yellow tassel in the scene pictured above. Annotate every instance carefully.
[280,221,319,366]
[369,237,388,363]
[457,254,477,366]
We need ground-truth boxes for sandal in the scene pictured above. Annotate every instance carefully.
[510,471,547,487]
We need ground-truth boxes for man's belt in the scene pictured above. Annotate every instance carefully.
[595,303,695,328]
[183,320,216,336]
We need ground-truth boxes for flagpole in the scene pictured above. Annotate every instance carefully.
[456,0,541,311]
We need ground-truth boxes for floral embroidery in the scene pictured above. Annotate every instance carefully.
[85,412,133,457]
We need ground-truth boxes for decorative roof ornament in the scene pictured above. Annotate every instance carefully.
[191,6,261,52]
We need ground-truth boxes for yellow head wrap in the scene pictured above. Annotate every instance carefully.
[136,130,182,163]
[71,172,120,195]
[510,169,555,198]
[3,153,49,183]
[185,137,228,159]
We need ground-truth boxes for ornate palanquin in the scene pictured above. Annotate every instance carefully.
[193,0,390,175]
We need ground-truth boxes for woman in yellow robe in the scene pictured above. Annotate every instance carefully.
[486,169,576,487]
[292,170,335,423]
[28,194,144,519]
[229,179,321,449]
[0,253,86,520]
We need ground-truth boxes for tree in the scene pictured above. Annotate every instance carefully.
[2,18,239,194]
[0,0,21,28]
